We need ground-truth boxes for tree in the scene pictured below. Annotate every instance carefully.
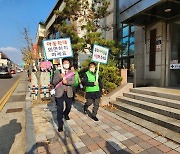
[22,28,33,74]
[21,28,41,101]
[54,0,122,67]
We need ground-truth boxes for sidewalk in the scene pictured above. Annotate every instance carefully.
[26,93,180,154]
[0,74,26,154]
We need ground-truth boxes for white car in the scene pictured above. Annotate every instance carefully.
[17,69,21,73]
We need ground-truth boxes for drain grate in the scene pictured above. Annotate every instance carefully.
[6,108,23,113]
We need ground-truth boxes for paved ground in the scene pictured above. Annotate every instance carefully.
[0,73,26,154]
[0,73,21,100]
[29,98,180,154]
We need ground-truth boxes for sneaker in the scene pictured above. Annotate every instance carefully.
[64,115,70,120]
[58,127,63,132]
[83,105,87,114]
[92,116,99,121]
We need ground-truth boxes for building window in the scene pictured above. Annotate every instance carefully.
[120,24,135,57]
[122,26,129,37]
[118,24,135,77]
[129,44,134,55]
[55,31,60,38]
[118,23,135,78]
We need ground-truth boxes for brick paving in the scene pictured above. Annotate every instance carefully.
[34,101,180,154]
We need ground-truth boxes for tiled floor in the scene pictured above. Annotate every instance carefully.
[36,101,180,154]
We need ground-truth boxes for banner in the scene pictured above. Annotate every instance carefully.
[40,61,52,69]
[32,44,39,59]
[92,44,109,64]
[43,38,73,60]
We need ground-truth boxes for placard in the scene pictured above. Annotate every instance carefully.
[92,44,109,64]
[43,38,73,60]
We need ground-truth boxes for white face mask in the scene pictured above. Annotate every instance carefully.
[90,68,95,73]
[63,64,69,69]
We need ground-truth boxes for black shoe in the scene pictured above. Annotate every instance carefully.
[58,127,63,132]
[92,116,99,121]
[83,105,87,114]
[64,115,70,120]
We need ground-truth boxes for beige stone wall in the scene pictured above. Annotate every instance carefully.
[134,26,145,86]
[134,21,170,87]
[102,0,116,40]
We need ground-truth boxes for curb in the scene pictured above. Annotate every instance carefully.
[25,82,37,154]
[0,75,21,111]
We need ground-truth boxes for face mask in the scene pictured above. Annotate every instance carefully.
[90,68,95,73]
[58,67,61,70]
[63,64,69,69]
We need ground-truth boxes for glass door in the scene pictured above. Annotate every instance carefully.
[170,20,180,87]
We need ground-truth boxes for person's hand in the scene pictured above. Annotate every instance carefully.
[94,81,99,85]
[102,89,105,93]
[80,83,83,89]
[63,79,67,84]
[61,73,65,78]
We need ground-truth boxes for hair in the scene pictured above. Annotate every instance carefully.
[88,62,96,67]
[62,58,69,63]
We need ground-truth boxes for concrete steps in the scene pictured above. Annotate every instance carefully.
[112,87,180,143]
[130,88,180,101]
[112,109,180,143]
[123,92,180,110]
[117,96,180,120]
[113,101,180,133]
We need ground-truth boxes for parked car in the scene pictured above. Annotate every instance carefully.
[0,66,12,78]
[11,69,16,74]
[17,69,21,73]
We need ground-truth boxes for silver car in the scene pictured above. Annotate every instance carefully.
[0,66,12,78]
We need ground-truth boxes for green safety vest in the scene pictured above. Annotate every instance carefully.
[85,71,99,92]
[73,71,80,87]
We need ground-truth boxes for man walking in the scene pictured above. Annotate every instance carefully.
[82,62,103,121]
[53,58,75,132]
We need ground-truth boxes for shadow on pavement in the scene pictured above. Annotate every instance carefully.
[47,98,81,154]
[106,141,131,154]
[46,98,129,153]
[72,100,95,121]
[27,142,50,154]
[0,119,22,154]
[72,100,84,113]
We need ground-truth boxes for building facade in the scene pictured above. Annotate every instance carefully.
[103,0,135,78]
[36,0,91,68]
[118,0,180,87]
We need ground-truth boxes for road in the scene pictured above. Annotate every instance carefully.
[0,73,26,154]
[0,73,21,100]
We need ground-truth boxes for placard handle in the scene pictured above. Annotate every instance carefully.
[96,63,100,82]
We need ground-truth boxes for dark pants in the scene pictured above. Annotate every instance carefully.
[85,98,100,117]
[55,92,73,128]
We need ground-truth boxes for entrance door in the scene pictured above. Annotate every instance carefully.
[170,20,180,87]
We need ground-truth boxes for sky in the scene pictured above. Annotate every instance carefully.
[0,0,57,65]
